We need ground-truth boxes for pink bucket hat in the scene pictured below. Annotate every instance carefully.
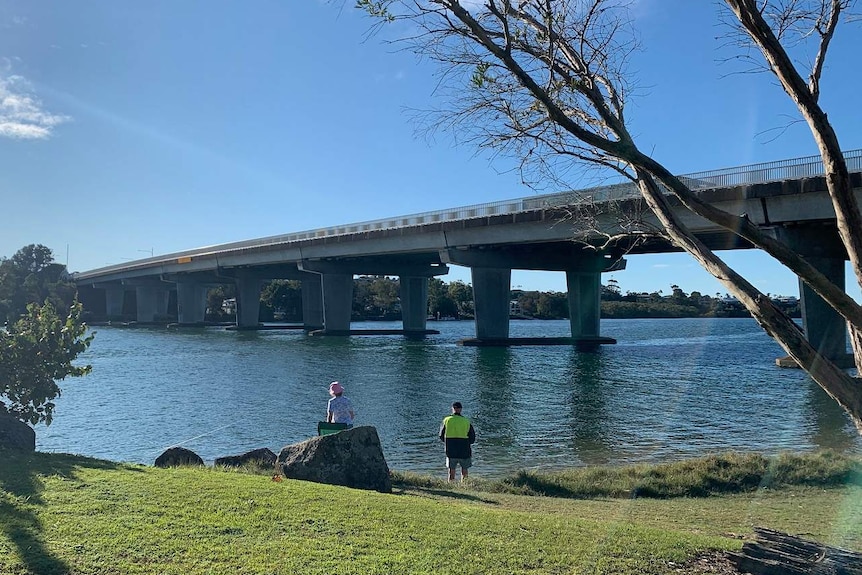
[329,381,344,395]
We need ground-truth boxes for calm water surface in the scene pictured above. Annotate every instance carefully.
[36,318,862,477]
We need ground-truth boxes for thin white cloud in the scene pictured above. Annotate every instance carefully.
[0,74,70,139]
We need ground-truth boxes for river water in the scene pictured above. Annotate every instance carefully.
[35,318,861,478]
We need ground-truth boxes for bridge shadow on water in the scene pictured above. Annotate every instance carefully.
[0,450,124,574]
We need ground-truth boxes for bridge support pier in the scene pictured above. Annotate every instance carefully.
[104,285,126,320]
[176,280,208,325]
[773,224,850,366]
[235,276,262,329]
[472,268,512,340]
[299,260,445,336]
[320,273,354,334]
[799,256,848,361]
[301,274,324,330]
[443,247,621,346]
[400,276,429,333]
[134,284,170,323]
[567,270,601,339]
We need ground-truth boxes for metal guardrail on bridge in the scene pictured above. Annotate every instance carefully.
[81,149,862,276]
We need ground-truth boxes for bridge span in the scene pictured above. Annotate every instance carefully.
[75,150,862,354]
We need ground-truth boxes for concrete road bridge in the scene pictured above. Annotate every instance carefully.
[74,150,862,354]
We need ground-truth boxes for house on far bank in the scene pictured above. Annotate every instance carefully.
[222,298,237,315]
[510,300,522,316]
[771,295,799,304]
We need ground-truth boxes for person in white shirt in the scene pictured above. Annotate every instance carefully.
[326,381,355,427]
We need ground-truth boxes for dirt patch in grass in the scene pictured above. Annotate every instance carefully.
[675,551,739,575]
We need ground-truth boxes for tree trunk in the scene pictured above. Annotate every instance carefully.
[362,0,862,434]
[634,151,862,331]
[728,527,862,575]
[724,0,862,374]
[635,170,862,433]
[850,325,862,375]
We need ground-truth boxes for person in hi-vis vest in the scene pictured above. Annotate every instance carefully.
[439,401,476,481]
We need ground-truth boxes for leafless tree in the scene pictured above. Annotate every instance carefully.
[722,0,862,405]
[357,0,862,432]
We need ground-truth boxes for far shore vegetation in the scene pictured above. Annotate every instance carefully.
[1,449,859,574]
[77,274,801,324]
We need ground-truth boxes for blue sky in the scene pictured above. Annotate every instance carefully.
[0,0,860,299]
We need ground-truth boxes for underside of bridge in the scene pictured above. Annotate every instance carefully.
[79,210,851,355]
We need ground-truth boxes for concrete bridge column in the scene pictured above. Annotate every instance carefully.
[176,280,207,325]
[135,285,170,323]
[104,285,125,319]
[799,256,847,361]
[566,270,601,338]
[400,276,428,332]
[301,274,324,330]
[321,273,354,333]
[472,267,511,340]
[235,276,262,328]
[773,225,849,363]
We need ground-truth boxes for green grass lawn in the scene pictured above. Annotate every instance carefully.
[1,450,860,575]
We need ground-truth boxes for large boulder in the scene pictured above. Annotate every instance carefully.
[154,446,204,468]
[215,447,277,468]
[0,414,35,452]
[277,426,392,493]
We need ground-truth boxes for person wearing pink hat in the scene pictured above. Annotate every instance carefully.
[326,381,355,427]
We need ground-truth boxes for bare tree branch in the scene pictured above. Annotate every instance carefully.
[808,0,842,100]
[357,0,862,431]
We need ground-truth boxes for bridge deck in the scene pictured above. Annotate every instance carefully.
[74,149,862,283]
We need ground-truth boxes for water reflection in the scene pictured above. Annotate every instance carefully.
[377,339,457,472]
[472,348,519,469]
[564,349,613,465]
[390,340,440,431]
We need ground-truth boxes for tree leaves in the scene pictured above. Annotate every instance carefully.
[0,244,77,325]
[0,300,93,426]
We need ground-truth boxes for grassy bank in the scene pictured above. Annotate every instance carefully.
[1,450,860,575]
[456,450,861,498]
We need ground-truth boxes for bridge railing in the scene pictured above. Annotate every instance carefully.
[80,149,862,276]
[679,149,862,189]
[294,148,862,237]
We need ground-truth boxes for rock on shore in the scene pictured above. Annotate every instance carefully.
[154,446,205,468]
[215,447,277,468]
[277,426,391,493]
[0,415,35,452]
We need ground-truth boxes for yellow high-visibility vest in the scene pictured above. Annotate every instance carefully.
[442,414,471,439]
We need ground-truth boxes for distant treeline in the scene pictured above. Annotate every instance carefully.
[0,244,77,325]
[206,277,478,322]
[598,281,800,319]
[206,276,800,322]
